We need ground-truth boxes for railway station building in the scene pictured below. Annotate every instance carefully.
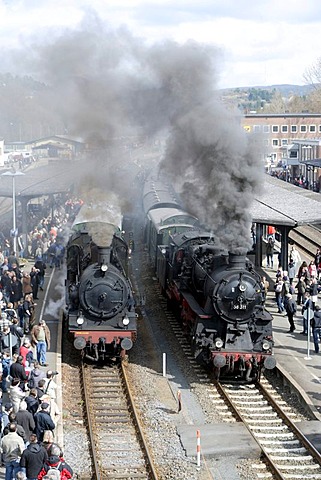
[5,135,85,160]
[242,113,321,192]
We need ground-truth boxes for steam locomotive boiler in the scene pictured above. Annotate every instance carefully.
[65,203,137,362]
[144,177,275,382]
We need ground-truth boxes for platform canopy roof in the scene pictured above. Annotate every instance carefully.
[250,175,321,227]
[0,162,80,199]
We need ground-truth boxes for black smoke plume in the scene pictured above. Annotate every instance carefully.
[8,9,263,251]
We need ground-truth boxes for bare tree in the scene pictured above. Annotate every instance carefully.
[303,58,321,89]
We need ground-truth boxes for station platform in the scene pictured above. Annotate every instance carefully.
[0,260,63,480]
[260,260,321,421]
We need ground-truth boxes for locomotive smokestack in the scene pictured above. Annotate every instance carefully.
[228,252,247,269]
[98,247,111,265]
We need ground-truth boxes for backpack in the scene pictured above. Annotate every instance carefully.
[27,370,35,389]
[46,462,61,480]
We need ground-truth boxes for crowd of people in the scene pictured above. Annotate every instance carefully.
[269,169,320,193]
[265,242,321,353]
[0,198,83,479]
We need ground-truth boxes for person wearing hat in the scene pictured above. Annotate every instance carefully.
[40,394,60,428]
[285,293,297,333]
[31,320,50,367]
[34,402,55,442]
[43,371,57,400]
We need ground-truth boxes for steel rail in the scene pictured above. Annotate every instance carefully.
[120,361,159,480]
[81,363,104,480]
[216,380,321,480]
[81,361,159,480]
[257,381,321,466]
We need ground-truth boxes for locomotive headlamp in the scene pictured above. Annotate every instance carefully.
[101,264,108,272]
[239,284,246,292]
[215,338,224,349]
[77,312,85,326]
[262,341,271,351]
[122,315,130,326]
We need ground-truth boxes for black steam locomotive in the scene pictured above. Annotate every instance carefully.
[143,177,275,382]
[65,202,137,362]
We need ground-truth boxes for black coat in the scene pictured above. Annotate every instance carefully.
[313,311,321,329]
[16,409,35,438]
[34,410,55,442]
[25,395,39,417]
[286,298,297,315]
[20,442,48,478]
[34,260,46,277]
[10,362,27,382]
[9,279,23,303]
[10,362,28,382]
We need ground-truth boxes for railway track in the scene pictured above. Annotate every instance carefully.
[154,284,321,479]
[289,224,321,259]
[215,380,321,480]
[81,362,158,480]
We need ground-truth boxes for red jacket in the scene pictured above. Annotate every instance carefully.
[37,455,73,479]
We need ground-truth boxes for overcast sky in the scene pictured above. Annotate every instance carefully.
[0,0,320,89]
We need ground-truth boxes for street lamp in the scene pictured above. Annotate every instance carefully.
[1,168,25,254]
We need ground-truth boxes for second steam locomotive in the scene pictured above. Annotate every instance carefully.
[143,176,275,382]
[65,201,137,362]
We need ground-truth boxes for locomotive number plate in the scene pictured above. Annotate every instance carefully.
[232,304,247,310]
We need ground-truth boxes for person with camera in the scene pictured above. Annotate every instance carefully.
[43,370,58,400]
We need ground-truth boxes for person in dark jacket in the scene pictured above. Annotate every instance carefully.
[16,400,35,439]
[10,318,24,355]
[301,292,314,335]
[34,403,55,442]
[20,433,48,480]
[22,294,35,334]
[10,355,28,389]
[3,412,27,442]
[29,267,40,300]
[285,293,297,333]
[35,379,46,401]
[37,444,73,479]
[25,389,39,418]
[34,258,46,291]
[312,305,321,354]
[9,275,23,309]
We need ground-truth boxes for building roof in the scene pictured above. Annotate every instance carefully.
[304,159,321,168]
[251,175,321,227]
[0,162,78,199]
